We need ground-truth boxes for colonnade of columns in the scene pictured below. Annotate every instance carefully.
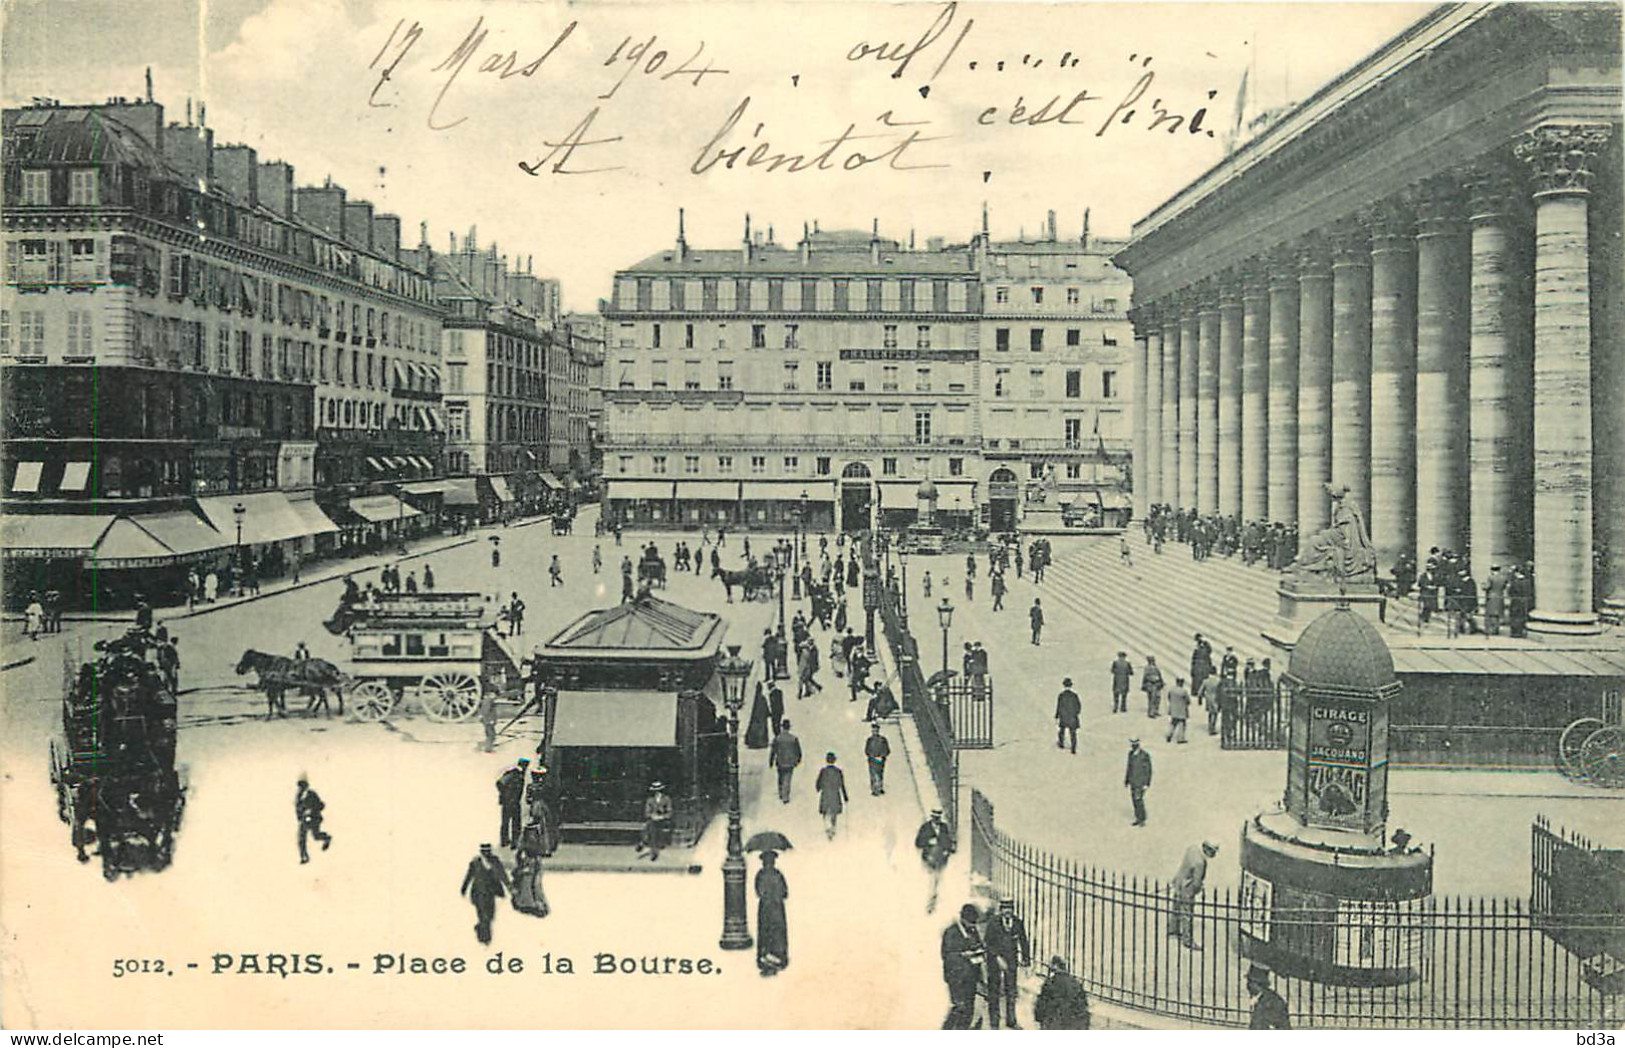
[1129,124,1621,633]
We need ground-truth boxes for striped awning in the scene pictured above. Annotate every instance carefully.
[347,494,422,523]
[1,513,115,558]
[608,479,675,501]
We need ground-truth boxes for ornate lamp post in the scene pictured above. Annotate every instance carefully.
[232,501,246,596]
[898,546,910,625]
[937,596,955,680]
[716,644,754,951]
[776,544,788,638]
[799,488,809,562]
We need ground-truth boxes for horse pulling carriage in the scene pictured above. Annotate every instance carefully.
[638,554,668,590]
[330,591,527,723]
[551,511,575,536]
[713,562,777,603]
[49,632,187,880]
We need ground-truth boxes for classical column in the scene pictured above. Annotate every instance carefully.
[1515,124,1610,633]
[1179,295,1201,510]
[1241,264,1271,522]
[1297,241,1335,536]
[1594,147,1625,618]
[1218,275,1245,517]
[1267,249,1300,527]
[1465,164,1526,585]
[1414,175,1471,566]
[1331,219,1373,519]
[1197,285,1221,514]
[1161,306,1182,508]
[1131,308,1151,521]
[1143,306,1164,514]
[1366,199,1417,572]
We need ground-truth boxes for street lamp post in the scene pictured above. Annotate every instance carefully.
[898,546,910,625]
[776,546,787,639]
[799,489,809,563]
[937,596,955,681]
[716,644,754,951]
[232,502,246,597]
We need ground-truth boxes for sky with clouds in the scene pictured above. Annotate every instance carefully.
[2,0,1432,310]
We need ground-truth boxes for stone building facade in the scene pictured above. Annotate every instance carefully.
[1115,2,1623,632]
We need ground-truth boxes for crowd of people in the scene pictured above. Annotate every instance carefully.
[1143,503,1301,569]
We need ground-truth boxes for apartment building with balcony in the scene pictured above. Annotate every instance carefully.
[978,210,1136,531]
[601,215,985,532]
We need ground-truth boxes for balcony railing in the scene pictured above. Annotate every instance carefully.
[601,432,980,450]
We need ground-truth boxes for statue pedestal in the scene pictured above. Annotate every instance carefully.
[1262,578,1386,651]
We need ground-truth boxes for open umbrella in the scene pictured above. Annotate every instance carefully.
[745,831,793,852]
[926,669,959,689]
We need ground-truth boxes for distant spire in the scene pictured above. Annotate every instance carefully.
[677,207,687,244]
[186,98,192,124]
[744,212,752,242]
[768,224,775,245]
[467,225,477,253]
[145,67,154,102]
[981,201,989,237]
[419,220,429,248]
[1082,208,1091,249]
[871,217,879,237]
[198,101,206,126]
[909,228,916,250]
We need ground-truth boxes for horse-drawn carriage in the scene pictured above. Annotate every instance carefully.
[49,633,187,880]
[1557,689,1625,788]
[638,553,668,589]
[713,561,777,602]
[551,511,574,536]
[332,592,527,722]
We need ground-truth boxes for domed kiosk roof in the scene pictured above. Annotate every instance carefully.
[916,478,938,499]
[1284,604,1400,698]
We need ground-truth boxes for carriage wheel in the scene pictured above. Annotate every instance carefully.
[49,740,70,825]
[1577,726,1625,789]
[419,672,482,722]
[349,680,397,722]
[1558,717,1605,778]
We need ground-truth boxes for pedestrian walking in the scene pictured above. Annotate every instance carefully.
[1110,652,1134,713]
[768,684,786,736]
[404,570,418,594]
[1165,677,1191,744]
[423,563,435,591]
[592,544,603,574]
[205,569,219,603]
[295,776,332,863]
[1198,673,1221,737]
[922,570,933,598]
[508,593,525,635]
[814,752,848,840]
[460,844,510,945]
[769,721,803,803]
[496,758,529,847]
[941,904,987,1030]
[1124,738,1153,827]
[1055,678,1081,754]
[637,781,674,860]
[985,899,1032,1029]
[23,594,43,641]
[549,554,563,587]
[916,809,956,913]
[1247,964,1291,1029]
[756,850,790,976]
[864,722,891,795]
[1170,841,1217,948]
[1141,655,1165,717]
[1034,957,1092,1029]
[479,686,497,752]
[510,837,550,919]
[991,571,1006,612]
[1029,598,1045,645]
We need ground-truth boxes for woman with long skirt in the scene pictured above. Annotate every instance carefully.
[744,680,771,750]
[755,851,789,976]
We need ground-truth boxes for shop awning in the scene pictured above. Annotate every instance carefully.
[59,462,91,493]
[522,449,539,463]
[680,480,741,500]
[487,476,515,503]
[443,478,480,507]
[551,690,680,748]
[400,480,454,496]
[939,482,977,512]
[741,481,834,502]
[878,482,918,510]
[366,457,388,472]
[127,510,228,557]
[608,479,675,501]
[1101,491,1132,510]
[393,360,408,385]
[10,462,43,494]
[1,513,114,558]
[288,498,341,536]
[87,518,175,568]
[537,471,563,490]
[195,492,311,546]
[426,408,443,431]
[347,494,422,523]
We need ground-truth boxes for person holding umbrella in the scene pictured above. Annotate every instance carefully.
[745,834,792,977]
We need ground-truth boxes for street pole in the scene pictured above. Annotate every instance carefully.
[717,646,753,951]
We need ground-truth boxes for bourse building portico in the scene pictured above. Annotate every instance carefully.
[1115,2,1623,634]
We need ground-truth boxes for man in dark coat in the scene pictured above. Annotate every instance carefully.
[864,723,892,795]
[940,904,986,1029]
[460,844,510,945]
[496,758,529,847]
[295,776,332,863]
[1029,598,1045,645]
[1124,738,1153,827]
[1190,634,1214,697]
[984,899,1032,1029]
[1055,678,1081,753]
[1110,652,1134,714]
[767,684,786,736]
[1220,646,1239,684]
[917,810,956,913]
[1483,565,1508,635]
[769,721,803,804]
[1247,964,1291,1029]
[1034,956,1091,1029]
[814,752,848,840]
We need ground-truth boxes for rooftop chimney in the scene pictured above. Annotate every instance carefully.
[294,183,347,238]
[372,213,402,261]
[742,213,753,267]
[343,201,376,251]
[800,221,811,264]
[419,220,429,249]
[102,100,164,151]
[1082,208,1091,250]
[258,160,295,216]
[870,218,881,263]
[214,144,259,206]
[676,207,688,261]
[163,121,214,183]
[1047,209,1058,242]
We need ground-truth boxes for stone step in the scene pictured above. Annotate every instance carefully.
[1063,541,1281,631]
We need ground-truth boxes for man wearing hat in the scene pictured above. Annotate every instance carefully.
[916,809,956,913]
[1247,962,1291,1029]
[1124,738,1153,827]
[460,843,510,945]
[525,765,558,857]
[1483,564,1507,636]
[638,781,675,860]
[769,719,803,804]
[864,722,892,796]
[495,758,530,848]
[1110,652,1134,714]
[1171,841,1218,949]
[814,752,848,840]
[294,775,332,864]
[940,903,987,1029]
[985,899,1033,1029]
[1055,678,1082,754]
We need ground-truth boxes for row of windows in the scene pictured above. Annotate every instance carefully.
[623,454,970,478]
[632,320,966,352]
[617,276,974,314]
[991,368,1120,399]
[994,327,1119,351]
[990,285,1119,311]
[615,358,974,394]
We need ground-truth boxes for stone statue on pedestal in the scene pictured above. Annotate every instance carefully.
[1288,484,1378,588]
